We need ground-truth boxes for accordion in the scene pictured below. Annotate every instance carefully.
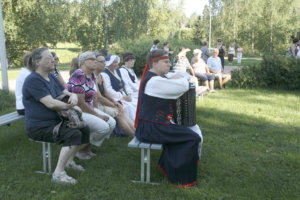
[173,82,196,126]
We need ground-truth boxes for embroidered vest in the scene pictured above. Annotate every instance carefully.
[138,72,175,125]
[103,68,127,94]
[116,66,136,83]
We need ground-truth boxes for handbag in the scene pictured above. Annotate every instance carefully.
[55,94,86,129]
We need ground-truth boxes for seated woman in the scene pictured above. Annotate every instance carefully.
[22,47,90,184]
[95,53,135,136]
[15,52,32,115]
[67,52,116,160]
[135,49,203,188]
[69,57,79,76]
[101,54,137,121]
[51,52,67,88]
[191,49,216,93]
[173,47,204,95]
[116,52,139,99]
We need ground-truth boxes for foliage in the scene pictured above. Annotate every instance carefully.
[109,37,199,76]
[0,89,15,113]
[2,0,72,66]
[192,0,299,56]
[1,89,300,199]
[231,56,300,90]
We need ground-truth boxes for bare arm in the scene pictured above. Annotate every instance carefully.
[96,88,115,107]
[57,73,67,88]
[77,93,109,121]
[40,95,73,111]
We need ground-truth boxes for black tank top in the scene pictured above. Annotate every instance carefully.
[218,46,225,57]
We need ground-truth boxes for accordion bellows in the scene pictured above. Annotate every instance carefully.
[173,82,196,126]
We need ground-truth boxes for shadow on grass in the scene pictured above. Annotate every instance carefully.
[0,94,299,199]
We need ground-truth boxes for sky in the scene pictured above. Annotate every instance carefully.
[179,0,209,17]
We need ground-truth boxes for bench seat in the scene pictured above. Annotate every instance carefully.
[0,111,24,127]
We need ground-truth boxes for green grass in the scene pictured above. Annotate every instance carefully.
[1,88,299,199]
[224,56,262,66]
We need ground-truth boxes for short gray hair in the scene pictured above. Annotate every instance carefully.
[78,51,95,66]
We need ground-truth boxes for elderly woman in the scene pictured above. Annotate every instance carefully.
[22,47,90,184]
[101,54,137,121]
[95,53,135,136]
[67,52,116,159]
[191,49,216,93]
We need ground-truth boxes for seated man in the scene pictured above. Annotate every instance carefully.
[135,49,203,188]
[207,48,231,89]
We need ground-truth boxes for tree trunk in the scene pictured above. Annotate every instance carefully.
[252,29,255,56]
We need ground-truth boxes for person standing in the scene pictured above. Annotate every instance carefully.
[228,44,235,65]
[135,49,203,188]
[200,41,210,63]
[150,39,160,52]
[163,42,174,64]
[215,39,226,71]
[237,45,243,64]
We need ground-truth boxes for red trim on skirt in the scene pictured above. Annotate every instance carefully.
[157,164,197,187]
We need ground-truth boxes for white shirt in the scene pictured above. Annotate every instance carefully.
[101,69,131,101]
[119,66,140,95]
[144,75,189,99]
[228,46,235,55]
[15,68,31,110]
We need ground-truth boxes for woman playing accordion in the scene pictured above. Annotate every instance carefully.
[135,49,203,188]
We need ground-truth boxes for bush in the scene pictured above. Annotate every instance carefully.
[231,55,300,90]
[0,90,15,113]
[109,37,200,76]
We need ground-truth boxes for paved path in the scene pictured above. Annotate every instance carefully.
[1,66,242,92]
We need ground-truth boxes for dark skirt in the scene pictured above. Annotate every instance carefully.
[27,121,90,147]
[135,120,201,187]
[228,54,234,62]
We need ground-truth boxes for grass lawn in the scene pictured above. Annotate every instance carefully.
[224,56,262,66]
[0,88,299,199]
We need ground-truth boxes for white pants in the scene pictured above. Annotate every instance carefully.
[82,108,116,147]
[121,100,137,122]
[189,124,203,160]
[237,54,242,64]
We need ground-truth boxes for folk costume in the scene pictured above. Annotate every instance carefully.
[101,54,137,121]
[135,56,203,187]
[116,53,139,99]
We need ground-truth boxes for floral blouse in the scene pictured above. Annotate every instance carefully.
[67,69,96,108]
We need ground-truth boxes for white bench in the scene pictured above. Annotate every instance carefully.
[0,111,52,174]
[128,137,162,184]
[0,111,24,126]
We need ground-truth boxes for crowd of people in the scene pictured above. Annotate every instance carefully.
[14,38,243,186]
[151,38,233,90]
[15,44,206,187]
